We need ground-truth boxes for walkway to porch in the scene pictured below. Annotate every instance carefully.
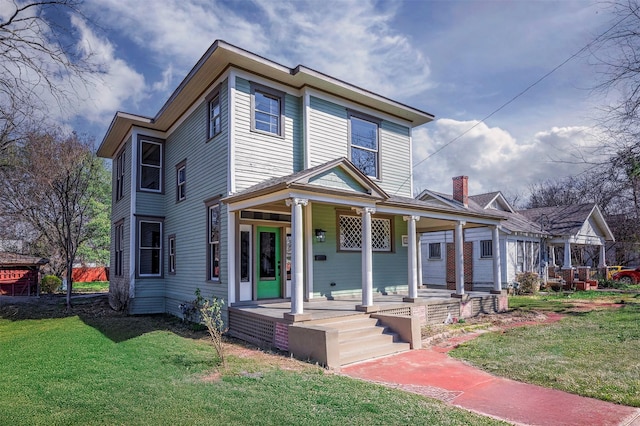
[228,288,508,367]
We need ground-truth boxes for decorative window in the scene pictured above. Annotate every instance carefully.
[115,149,125,201]
[114,220,124,276]
[138,218,162,277]
[251,83,284,137]
[168,235,176,274]
[480,240,493,258]
[207,201,221,281]
[516,240,524,273]
[428,243,441,259]
[176,160,186,202]
[138,137,163,192]
[240,229,250,282]
[338,213,391,252]
[349,111,380,178]
[208,93,221,138]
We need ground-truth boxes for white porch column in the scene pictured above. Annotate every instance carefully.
[549,245,556,266]
[598,244,607,268]
[358,207,375,307]
[454,220,466,296]
[491,225,502,293]
[403,215,419,300]
[285,197,308,316]
[227,210,236,304]
[563,241,572,269]
[417,237,423,289]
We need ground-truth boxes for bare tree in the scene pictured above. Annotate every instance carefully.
[0,130,104,310]
[0,0,97,156]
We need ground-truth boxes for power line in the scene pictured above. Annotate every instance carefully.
[399,6,636,195]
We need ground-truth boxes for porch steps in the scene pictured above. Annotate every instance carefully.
[313,314,411,366]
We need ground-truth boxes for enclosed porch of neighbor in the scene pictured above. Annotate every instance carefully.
[228,288,507,368]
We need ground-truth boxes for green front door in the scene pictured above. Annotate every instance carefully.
[256,226,281,299]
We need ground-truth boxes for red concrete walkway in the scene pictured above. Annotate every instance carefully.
[342,334,640,425]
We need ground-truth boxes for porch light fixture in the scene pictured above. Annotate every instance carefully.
[315,229,327,243]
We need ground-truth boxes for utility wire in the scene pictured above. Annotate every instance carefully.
[399,6,636,195]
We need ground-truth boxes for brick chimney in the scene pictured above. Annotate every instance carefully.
[452,176,468,207]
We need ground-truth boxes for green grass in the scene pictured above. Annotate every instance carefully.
[70,281,109,293]
[508,291,639,311]
[451,302,640,407]
[0,300,502,425]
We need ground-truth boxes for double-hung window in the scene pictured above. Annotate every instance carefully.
[115,150,125,201]
[138,218,162,277]
[208,93,221,138]
[168,235,176,274]
[114,220,124,276]
[207,200,221,281]
[139,137,163,192]
[251,83,284,137]
[480,240,493,258]
[176,160,186,202]
[428,242,441,259]
[349,112,380,178]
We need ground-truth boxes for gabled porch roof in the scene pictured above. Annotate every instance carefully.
[223,158,503,230]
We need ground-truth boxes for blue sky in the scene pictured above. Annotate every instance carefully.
[37,0,616,198]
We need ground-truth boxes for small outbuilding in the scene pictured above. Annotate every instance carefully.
[0,253,49,296]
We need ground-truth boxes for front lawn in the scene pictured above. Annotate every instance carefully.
[0,297,501,425]
[451,298,640,407]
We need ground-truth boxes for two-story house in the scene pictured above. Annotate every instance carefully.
[97,41,505,347]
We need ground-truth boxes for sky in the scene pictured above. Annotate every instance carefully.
[16,0,622,200]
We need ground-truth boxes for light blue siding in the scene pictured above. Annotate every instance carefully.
[311,204,409,298]
[234,77,302,190]
[379,120,412,197]
[308,96,348,166]
[308,168,368,193]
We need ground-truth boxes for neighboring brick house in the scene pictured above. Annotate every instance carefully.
[97,40,504,326]
[420,176,614,289]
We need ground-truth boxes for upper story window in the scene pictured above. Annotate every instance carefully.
[428,243,441,259]
[115,149,125,201]
[208,92,221,139]
[138,218,163,277]
[176,160,186,202]
[480,240,493,258]
[349,112,380,178]
[251,83,284,137]
[138,137,163,192]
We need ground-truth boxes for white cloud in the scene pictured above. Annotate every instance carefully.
[412,119,604,198]
[64,16,147,124]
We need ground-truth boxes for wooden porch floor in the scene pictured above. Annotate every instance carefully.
[230,288,495,322]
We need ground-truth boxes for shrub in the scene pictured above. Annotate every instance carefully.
[41,275,62,294]
[515,272,540,295]
[181,289,228,367]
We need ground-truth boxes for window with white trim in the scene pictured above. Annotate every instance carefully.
[208,94,221,138]
[138,219,162,277]
[115,150,125,201]
[168,235,176,274]
[349,112,380,178]
[428,242,441,259]
[338,213,391,252]
[251,84,284,136]
[207,202,221,281]
[114,220,124,276]
[176,160,186,202]
[139,138,163,192]
[480,240,493,258]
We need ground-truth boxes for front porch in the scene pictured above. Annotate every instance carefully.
[228,288,507,367]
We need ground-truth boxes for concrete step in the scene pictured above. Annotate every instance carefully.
[338,324,387,342]
[339,331,397,353]
[340,340,411,366]
[317,316,379,331]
